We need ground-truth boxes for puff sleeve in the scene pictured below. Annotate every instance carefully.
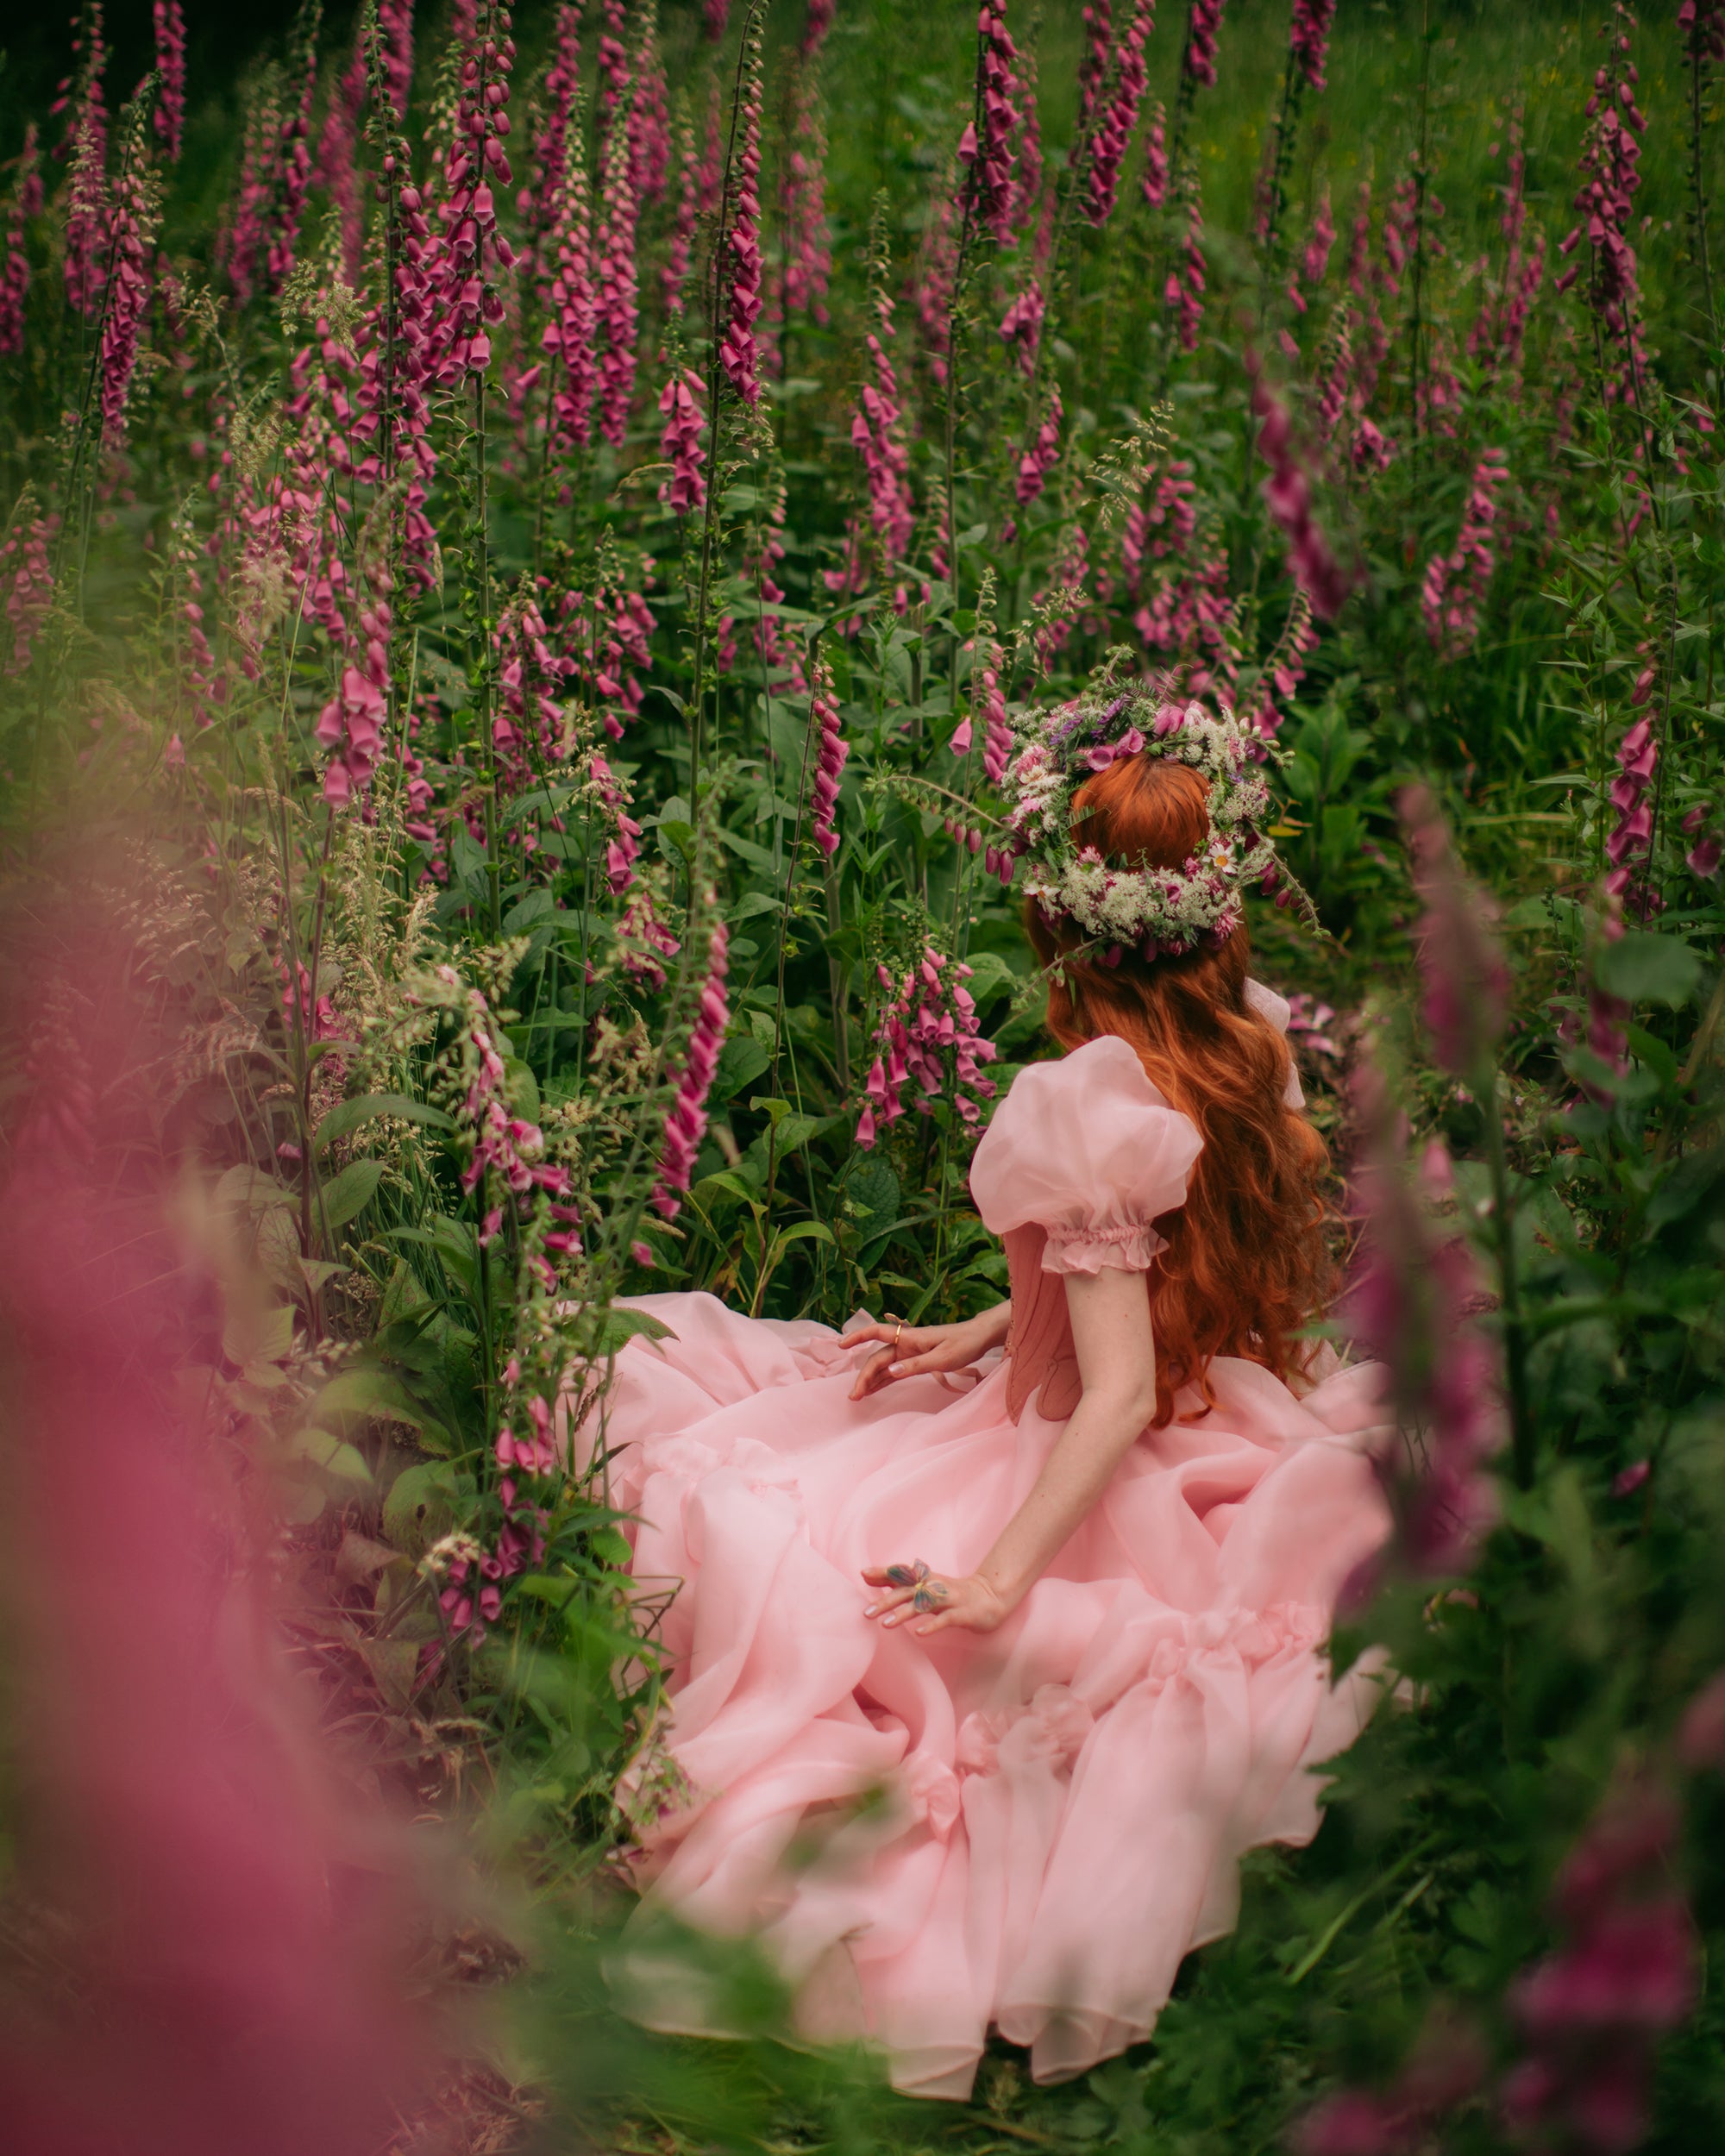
[969,1036,1203,1275]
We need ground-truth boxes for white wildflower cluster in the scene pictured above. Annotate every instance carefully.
[1005,682,1289,957]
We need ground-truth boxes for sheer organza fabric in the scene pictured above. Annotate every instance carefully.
[590,1018,1389,2099]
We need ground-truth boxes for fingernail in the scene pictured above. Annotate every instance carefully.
[864,1604,877,1616]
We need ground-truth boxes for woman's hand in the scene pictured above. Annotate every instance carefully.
[840,1303,1010,1401]
[861,1564,1013,1637]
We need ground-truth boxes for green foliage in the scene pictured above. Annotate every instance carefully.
[7,0,1725,2149]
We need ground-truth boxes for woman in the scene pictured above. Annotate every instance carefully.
[596,686,1389,2101]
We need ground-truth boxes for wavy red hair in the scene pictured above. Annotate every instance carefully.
[1025,754,1334,1426]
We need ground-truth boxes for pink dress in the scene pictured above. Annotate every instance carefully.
[599,1028,1390,2100]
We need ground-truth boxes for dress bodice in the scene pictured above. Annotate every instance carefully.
[968,983,1302,1422]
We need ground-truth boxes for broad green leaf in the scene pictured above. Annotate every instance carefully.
[1594,930,1704,1007]
[381,1460,460,1555]
[319,1156,386,1230]
[216,1163,295,1211]
[776,1219,835,1248]
[313,1092,455,1154]
[223,1301,294,1368]
[713,1036,771,1102]
[314,1364,430,1433]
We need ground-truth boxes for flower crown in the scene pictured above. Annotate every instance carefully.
[1004,679,1318,958]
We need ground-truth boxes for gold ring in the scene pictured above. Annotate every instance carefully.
[893,1318,904,1354]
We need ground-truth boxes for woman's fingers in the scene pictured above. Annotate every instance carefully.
[860,1577,918,1619]
[848,1344,899,1399]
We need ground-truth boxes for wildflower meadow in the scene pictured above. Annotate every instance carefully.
[5,0,1725,2149]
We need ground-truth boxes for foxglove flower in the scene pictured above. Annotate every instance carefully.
[98,122,160,439]
[857,945,998,1149]
[1555,15,1648,404]
[1402,784,1508,1077]
[852,286,915,571]
[809,655,848,858]
[589,750,643,890]
[1139,99,1168,208]
[540,141,597,454]
[781,60,833,321]
[662,107,699,314]
[1346,1065,1502,1576]
[1016,385,1063,507]
[1182,0,1227,87]
[1289,0,1337,92]
[1681,0,1725,64]
[657,367,706,515]
[1249,356,1350,617]
[263,5,321,293]
[1420,448,1508,658]
[619,883,681,989]
[1502,1781,1697,2153]
[718,17,765,404]
[518,3,580,260]
[152,0,186,161]
[56,5,110,320]
[1082,0,1151,228]
[1075,0,1113,132]
[594,117,638,444]
[651,921,730,1219]
[1606,692,1659,906]
[803,0,837,54]
[2,511,53,675]
[316,574,392,805]
[1167,185,1207,351]
[998,278,1044,372]
[959,0,1019,245]
[1292,185,1334,310]
[0,124,40,356]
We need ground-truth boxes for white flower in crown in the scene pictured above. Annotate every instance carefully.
[1003,674,1306,957]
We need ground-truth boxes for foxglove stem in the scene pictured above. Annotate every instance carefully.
[0,125,41,356]
[1182,0,1226,88]
[650,921,730,1219]
[718,14,765,404]
[1421,448,1508,658]
[58,4,110,321]
[1082,0,1151,229]
[1247,354,1349,617]
[1400,785,1530,1484]
[151,0,186,161]
[98,107,160,440]
[809,652,847,858]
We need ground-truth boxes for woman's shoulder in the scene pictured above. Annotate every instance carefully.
[969,1036,1202,1240]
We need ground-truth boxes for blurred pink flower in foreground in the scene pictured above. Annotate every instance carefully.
[0,871,441,2154]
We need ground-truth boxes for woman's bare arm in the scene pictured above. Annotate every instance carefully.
[864,1267,1157,1635]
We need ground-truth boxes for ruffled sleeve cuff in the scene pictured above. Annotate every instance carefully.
[1040,1220,1166,1275]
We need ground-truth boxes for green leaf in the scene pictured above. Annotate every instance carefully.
[215,1163,295,1212]
[1594,930,1704,1008]
[381,1460,460,1555]
[314,1364,434,1436]
[223,1301,294,1368]
[313,1092,455,1154]
[289,1427,373,1487]
[319,1157,386,1231]
[713,1036,771,1102]
[777,1219,835,1248]
[586,1305,677,1357]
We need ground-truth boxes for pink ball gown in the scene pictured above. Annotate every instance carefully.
[598,1014,1390,2100]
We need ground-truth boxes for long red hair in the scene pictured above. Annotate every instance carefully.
[1025,754,1334,1426]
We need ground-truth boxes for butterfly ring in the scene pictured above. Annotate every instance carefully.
[883,1559,948,1614]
